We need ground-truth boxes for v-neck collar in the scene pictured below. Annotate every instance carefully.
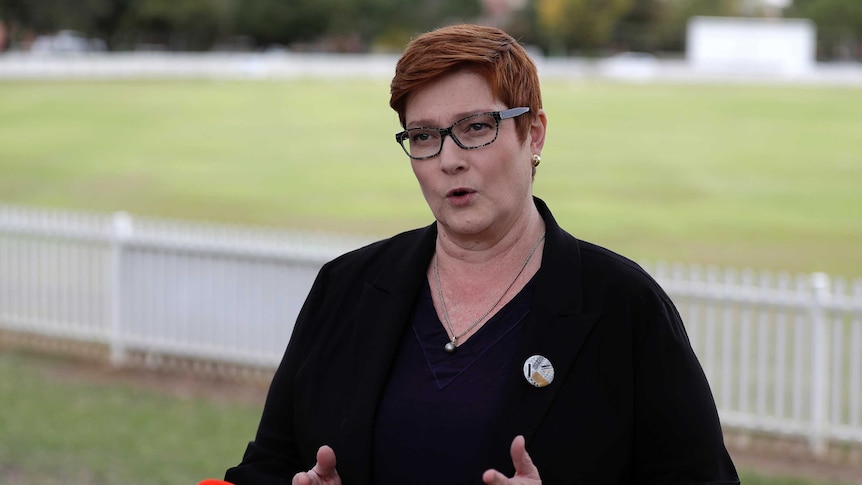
[411,279,534,389]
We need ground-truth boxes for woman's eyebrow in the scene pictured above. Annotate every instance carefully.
[407,108,498,128]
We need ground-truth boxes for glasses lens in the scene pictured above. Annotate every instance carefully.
[403,129,442,159]
[452,114,498,149]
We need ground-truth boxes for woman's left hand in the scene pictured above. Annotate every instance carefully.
[482,435,542,484]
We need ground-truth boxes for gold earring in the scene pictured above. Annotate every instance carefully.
[532,154,541,167]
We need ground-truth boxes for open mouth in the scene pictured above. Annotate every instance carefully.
[447,188,474,198]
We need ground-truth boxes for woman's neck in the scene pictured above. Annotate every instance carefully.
[434,204,545,270]
[429,204,546,345]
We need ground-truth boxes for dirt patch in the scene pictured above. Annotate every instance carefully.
[1,332,271,406]
[48,353,272,407]
[727,434,862,484]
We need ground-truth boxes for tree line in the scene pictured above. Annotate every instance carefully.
[0,0,859,59]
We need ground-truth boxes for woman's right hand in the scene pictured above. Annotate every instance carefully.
[292,445,341,485]
[482,435,542,485]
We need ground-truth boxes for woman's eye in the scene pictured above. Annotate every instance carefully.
[410,131,437,144]
[457,121,492,139]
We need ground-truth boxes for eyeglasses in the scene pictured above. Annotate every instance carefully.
[395,107,530,160]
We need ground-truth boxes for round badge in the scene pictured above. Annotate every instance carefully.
[523,354,554,387]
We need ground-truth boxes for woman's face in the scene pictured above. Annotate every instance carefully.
[404,69,546,243]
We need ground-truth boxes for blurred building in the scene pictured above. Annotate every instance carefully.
[687,16,816,75]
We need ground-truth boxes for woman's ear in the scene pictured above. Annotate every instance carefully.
[529,108,548,155]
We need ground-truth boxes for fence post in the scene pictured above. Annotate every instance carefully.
[109,211,133,367]
[809,271,831,456]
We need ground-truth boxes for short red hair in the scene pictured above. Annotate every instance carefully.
[390,24,542,142]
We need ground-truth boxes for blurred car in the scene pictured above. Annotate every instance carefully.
[30,30,106,54]
[597,51,659,81]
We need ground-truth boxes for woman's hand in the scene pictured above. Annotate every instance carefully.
[482,435,542,485]
[291,445,341,485]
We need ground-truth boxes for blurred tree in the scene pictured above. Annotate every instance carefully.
[121,0,234,50]
[535,0,635,54]
[357,0,482,51]
[615,0,665,52]
[502,1,540,50]
[641,0,751,52]
[0,0,231,50]
[234,0,328,48]
[0,0,480,52]
[91,0,136,50]
[234,0,481,51]
[0,0,111,33]
[789,0,862,60]
[13,0,812,55]
[0,0,115,47]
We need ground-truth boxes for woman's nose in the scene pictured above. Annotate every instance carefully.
[438,136,467,173]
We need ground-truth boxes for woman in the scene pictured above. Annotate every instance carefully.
[225,24,739,485]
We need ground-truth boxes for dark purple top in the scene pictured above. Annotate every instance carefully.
[371,279,534,485]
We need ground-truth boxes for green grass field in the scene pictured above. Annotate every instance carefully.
[0,79,860,276]
[0,349,261,484]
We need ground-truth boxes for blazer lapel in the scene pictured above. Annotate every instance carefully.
[338,224,437,484]
[494,199,603,448]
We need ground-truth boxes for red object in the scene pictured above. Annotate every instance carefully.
[198,480,233,485]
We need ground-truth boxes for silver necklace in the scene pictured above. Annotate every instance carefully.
[434,232,546,354]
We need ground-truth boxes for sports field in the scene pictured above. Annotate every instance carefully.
[0,79,860,276]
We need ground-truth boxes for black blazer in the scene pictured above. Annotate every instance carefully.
[226,198,739,484]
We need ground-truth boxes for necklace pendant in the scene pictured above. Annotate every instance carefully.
[444,341,457,354]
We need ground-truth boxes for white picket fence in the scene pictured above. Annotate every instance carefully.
[2,52,862,86]
[1,204,861,454]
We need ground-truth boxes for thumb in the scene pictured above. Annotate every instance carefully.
[312,445,338,478]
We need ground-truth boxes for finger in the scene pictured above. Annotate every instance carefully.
[481,468,508,484]
[510,435,540,479]
[292,472,310,485]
